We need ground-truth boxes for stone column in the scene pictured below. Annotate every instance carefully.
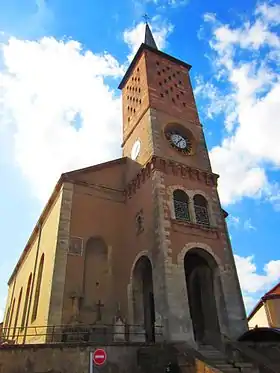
[47,182,73,330]
[152,171,194,344]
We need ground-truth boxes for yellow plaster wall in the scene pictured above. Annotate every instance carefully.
[5,237,38,343]
[248,303,269,328]
[3,278,15,328]
[3,188,63,344]
[266,299,280,327]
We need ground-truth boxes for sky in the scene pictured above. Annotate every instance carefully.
[0,0,279,323]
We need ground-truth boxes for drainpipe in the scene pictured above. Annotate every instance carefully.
[23,223,42,344]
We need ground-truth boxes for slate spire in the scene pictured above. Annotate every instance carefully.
[144,22,158,50]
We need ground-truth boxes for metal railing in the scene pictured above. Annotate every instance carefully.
[0,323,163,346]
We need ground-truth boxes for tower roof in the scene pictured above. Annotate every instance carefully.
[118,22,192,90]
[144,23,158,50]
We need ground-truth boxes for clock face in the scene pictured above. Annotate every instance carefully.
[170,133,187,149]
[166,129,192,154]
[131,140,141,160]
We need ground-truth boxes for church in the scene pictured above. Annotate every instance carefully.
[2,23,248,352]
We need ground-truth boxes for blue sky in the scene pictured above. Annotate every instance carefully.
[0,0,279,321]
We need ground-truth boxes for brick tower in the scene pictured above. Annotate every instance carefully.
[119,23,248,345]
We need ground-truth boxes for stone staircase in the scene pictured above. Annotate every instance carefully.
[137,343,258,373]
[197,344,256,372]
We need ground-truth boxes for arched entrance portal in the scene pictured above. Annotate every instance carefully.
[184,249,220,344]
[132,256,155,342]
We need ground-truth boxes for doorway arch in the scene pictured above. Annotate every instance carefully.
[184,248,221,344]
[132,256,155,342]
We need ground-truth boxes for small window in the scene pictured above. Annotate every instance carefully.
[173,190,190,222]
[194,194,210,226]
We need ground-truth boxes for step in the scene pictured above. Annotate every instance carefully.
[234,362,254,368]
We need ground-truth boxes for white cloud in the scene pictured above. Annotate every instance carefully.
[234,254,280,312]
[0,20,172,204]
[228,215,256,231]
[228,215,240,227]
[196,2,280,206]
[0,37,124,202]
[243,295,258,312]
[243,218,256,231]
[235,255,280,294]
[123,18,174,61]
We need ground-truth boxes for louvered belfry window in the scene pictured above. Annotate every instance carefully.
[173,189,190,222]
[194,194,210,227]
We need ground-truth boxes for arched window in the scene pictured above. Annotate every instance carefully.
[173,189,190,222]
[32,254,44,321]
[13,287,23,338]
[21,273,32,330]
[194,194,210,226]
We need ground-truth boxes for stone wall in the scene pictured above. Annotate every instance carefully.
[0,343,141,373]
[0,342,222,373]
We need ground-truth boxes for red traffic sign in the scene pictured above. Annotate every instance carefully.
[93,348,107,366]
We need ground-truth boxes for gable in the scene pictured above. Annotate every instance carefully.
[63,157,128,190]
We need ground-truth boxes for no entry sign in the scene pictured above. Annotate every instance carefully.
[93,348,107,366]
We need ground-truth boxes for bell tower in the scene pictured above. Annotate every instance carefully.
[119,23,212,180]
[120,24,248,345]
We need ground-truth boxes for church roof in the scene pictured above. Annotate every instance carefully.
[248,281,280,320]
[144,23,158,50]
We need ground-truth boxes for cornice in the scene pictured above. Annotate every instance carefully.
[124,156,219,199]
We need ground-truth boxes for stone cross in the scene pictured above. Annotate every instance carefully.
[143,13,150,24]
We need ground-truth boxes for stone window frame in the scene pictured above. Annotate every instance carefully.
[176,242,229,339]
[173,189,191,223]
[167,185,215,227]
[68,236,84,256]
